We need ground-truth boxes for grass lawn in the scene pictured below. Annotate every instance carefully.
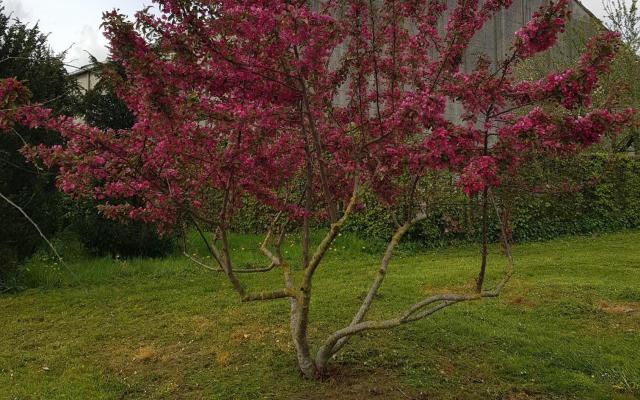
[1,231,639,399]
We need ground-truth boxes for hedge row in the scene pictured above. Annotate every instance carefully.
[344,153,640,246]
[233,154,639,247]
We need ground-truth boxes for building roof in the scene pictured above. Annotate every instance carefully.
[69,63,100,77]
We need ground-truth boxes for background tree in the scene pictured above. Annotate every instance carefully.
[0,2,78,286]
[604,0,640,53]
[80,59,134,131]
[603,0,640,151]
[0,0,632,379]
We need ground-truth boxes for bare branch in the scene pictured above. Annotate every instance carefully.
[316,289,505,368]
[189,214,225,270]
[302,174,360,284]
[329,212,427,355]
[295,46,339,222]
[260,209,285,266]
[0,191,85,290]
[183,252,219,272]
[241,288,299,302]
[183,251,277,274]
[0,191,63,263]
[476,187,490,293]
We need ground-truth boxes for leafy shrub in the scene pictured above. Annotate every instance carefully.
[229,154,638,248]
[70,201,176,258]
[506,154,640,242]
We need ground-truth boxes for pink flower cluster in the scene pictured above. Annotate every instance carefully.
[511,31,621,110]
[514,0,570,58]
[460,156,500,196]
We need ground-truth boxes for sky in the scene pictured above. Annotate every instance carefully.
[2,0,152,70]
[0,0,627,70]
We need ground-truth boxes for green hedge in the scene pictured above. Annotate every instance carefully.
[506,154,640,242]
[343,154,640,246]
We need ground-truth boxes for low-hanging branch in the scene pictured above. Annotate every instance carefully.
[183,251,278,274]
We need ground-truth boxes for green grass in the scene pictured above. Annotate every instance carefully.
[1,231,639,399]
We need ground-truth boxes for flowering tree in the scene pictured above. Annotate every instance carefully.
[0,0,633,378]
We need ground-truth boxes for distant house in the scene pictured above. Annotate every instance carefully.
[70,64,100,93]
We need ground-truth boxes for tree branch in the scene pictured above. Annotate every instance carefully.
[317,200,514,367]
[0,191,63,263]
[328,212,427,355]
[302,174,360,286]
[241,288,299,302]
[183,251,278,274]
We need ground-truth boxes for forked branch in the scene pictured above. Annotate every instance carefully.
[316,199,514,368]
[329,212,428,355]
[188,212,297,302]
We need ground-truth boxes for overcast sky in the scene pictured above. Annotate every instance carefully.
[1,0,626,70]
[2,0,152,70]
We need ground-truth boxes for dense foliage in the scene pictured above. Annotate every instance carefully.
[70,200,175,258]
[0,3,77,280]
[79,62,135,131]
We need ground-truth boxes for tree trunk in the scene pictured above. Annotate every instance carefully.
[302,137,314,270]
[476,187,489,292]
[290,294,317,378]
